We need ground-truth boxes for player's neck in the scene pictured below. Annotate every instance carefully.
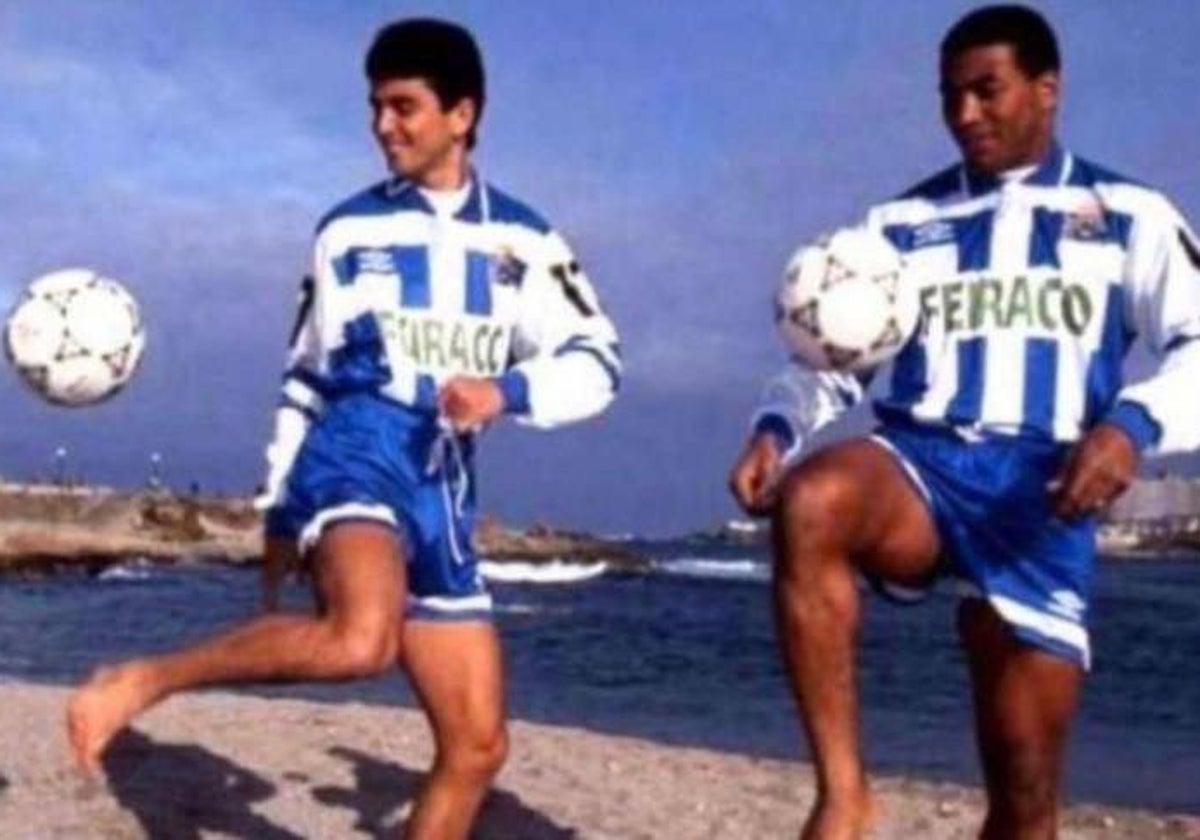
[967,134,1056,180]
[412,150,471,192]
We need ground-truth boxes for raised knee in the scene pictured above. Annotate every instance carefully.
[441,722,508,781]
[774,469,858,559]
[332,622,398,678]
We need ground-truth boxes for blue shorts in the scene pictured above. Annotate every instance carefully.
[266,394,491,621]
[871,421,1096,668]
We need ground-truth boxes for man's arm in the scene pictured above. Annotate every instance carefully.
[486,230,621,429]
[729,363,865,515]
[256,272,324,512]
[1051,195,1200,517]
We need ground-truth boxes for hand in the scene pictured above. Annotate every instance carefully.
[1049,423,1139,520]
[439,377,505,432]
[261,535,300,612]
[728,433,784,517]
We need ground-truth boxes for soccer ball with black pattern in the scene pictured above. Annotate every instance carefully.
[4,268,145,406]
[775,227,918,373]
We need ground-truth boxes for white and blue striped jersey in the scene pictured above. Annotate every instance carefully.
[261,175,621,505]
[756,146,1200,458]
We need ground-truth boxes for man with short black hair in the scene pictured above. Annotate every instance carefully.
[731,5,1200,837]
[68,18,620,838]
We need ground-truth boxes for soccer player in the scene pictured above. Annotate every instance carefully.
[729,5,1200,838]
[68,19,620,838]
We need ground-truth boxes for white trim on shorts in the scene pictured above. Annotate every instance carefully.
[983,591,1092,669]
[872,435,1092,669]
[298,502,398,554]
[407,592,494,622]
[869,433,934,505]
[865,433,935,602]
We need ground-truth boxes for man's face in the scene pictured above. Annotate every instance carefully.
[940,44,1058,174]
[369,77,474,186]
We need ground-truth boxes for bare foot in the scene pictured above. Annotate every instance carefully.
[66,663,157,773]
[802,785,876,840]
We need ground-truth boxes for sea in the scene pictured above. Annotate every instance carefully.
[1,542,1197,815]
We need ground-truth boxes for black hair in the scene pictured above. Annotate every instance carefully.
[365,18,485,147]
[941,5,1060,78]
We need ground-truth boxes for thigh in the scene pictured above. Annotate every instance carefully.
[403,620,506,745]
[959,600,1082,783]
[776,437,941,585]
[312,521,407,633]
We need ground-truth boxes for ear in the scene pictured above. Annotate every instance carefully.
[448,98,477,143]
[1035,70,1060,115]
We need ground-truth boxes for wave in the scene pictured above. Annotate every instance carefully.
[599,532,636,542]
[652,557,769,583]
[479,560,608,584]
[96,564,153,582]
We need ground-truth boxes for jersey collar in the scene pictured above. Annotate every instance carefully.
[452,174,488,223]
[382,177,434,213]
[382,171,489,223]
[961,142,1071,197]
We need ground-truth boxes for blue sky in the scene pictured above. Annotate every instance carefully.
[2,1,1198,535]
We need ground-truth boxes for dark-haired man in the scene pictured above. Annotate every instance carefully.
[730,5,1200,837]
[69,19,620,837]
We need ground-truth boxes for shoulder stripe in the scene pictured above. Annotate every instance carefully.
[899,165,961,201]
[1065,156,1143,189]
[484,185,551,233]
[316,181,429,235]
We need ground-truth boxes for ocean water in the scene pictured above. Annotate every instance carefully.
[0,544,1197,814]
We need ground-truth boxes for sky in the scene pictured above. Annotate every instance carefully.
[1,1,1199,536]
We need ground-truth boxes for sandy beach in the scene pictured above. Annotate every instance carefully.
[0,683,1194,838]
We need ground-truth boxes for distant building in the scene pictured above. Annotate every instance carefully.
[1108,478,1200,522]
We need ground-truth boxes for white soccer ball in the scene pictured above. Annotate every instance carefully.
[775,226,918,373]
[4,268,145,406]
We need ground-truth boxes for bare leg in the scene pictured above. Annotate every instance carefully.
[67,522,405,771]
[772,440,940,839]
[402,619,507,840]
[959,600,1081,840]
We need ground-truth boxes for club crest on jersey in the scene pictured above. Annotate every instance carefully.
[489,248,526,288]
[1063,201,1111,242]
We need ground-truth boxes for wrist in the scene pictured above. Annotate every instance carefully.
[494,370,530,415]
[1102,401,1160,452]
[752,413,795,455]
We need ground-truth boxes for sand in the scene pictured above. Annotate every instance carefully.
[0,683,1195,838]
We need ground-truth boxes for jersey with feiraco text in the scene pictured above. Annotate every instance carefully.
[260,176,621,503]
[756,146,1200,457]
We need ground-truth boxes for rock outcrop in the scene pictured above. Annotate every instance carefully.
[0,484,646,574]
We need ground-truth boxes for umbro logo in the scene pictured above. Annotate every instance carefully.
[911,220,955,248]
[356,249,395,276]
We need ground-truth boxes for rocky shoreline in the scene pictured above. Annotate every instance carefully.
[2,483,1195,578]
[0,484,648,575]
[702,517,1200,557]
